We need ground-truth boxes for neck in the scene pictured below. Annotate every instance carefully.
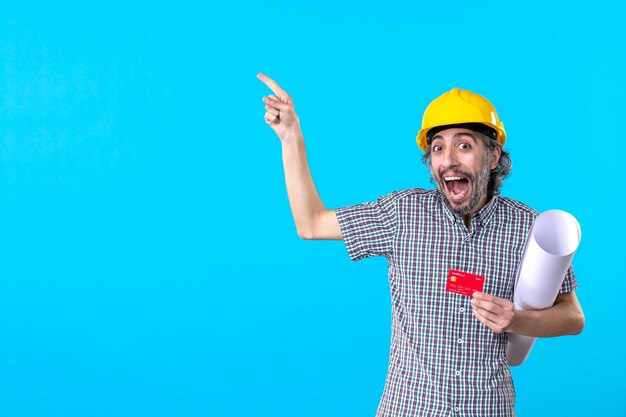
[462,192,491,231]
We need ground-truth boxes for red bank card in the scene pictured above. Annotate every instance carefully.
[445,269,485,297]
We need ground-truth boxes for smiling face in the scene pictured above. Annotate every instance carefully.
[429,128,501,217]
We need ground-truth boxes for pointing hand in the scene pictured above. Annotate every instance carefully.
[257,73,300,141]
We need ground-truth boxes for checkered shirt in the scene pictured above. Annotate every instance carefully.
[335,188,577,417]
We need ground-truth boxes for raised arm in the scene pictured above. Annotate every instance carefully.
[257,73,342,240]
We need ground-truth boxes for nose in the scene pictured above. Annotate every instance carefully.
[441,146,459,170]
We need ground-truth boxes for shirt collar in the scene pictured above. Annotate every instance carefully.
[437,189,499,230]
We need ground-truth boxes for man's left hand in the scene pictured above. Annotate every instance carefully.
[471,292,515,334]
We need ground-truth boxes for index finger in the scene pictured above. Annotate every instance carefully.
[472,292,509,306]
[257,73,289,101]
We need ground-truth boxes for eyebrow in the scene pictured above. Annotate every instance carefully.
[431,132,478,143]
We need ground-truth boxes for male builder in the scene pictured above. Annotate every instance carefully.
[258,73,584,416]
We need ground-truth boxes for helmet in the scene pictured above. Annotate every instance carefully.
[416,88,506,151]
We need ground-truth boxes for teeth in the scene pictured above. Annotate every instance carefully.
[444,176,462,181]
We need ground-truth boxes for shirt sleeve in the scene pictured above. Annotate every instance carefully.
[559,264,578,293]
[335,192,399,261]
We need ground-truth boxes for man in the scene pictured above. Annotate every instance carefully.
[257,73,584,417]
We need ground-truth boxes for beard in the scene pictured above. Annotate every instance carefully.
[431,153,493,216]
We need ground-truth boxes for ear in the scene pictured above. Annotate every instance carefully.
[490,147,502,170]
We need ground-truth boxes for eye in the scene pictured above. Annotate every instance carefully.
[458,142,471,150]
[432,144,443,152]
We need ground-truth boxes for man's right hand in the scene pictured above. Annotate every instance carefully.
[255,72,342,240]
[257,73,301,141]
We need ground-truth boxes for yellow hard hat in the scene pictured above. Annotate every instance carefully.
[416,87,506,151]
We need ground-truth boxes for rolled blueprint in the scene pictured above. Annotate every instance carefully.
[506,210,581,366]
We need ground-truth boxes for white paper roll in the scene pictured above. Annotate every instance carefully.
[506,210,581,366]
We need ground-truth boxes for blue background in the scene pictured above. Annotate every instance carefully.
[1,1,623,416]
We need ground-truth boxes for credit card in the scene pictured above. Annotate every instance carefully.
[445,269,485,297]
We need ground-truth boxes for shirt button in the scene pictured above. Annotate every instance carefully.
[459,307,465,312]
[454,407,460,412]
[457,338,463,344]
[455,371,461,376]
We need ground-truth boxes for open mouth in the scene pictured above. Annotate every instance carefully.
[443,175,470,201]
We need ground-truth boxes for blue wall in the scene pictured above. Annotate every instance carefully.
[1,1,623,416]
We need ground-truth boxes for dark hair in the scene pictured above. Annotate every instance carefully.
[421,133,512,197]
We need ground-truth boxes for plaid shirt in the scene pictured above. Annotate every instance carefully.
[335,188,577,417]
